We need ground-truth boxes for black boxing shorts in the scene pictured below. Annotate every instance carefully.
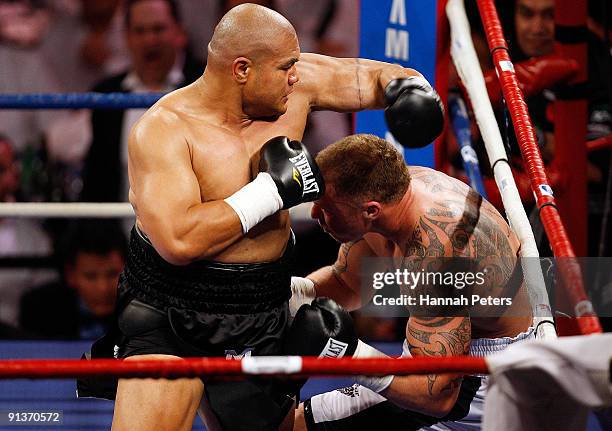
[77,225,297,431]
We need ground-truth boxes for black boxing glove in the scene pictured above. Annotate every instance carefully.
[384,76,445,148]
[224,136,324,233]
[259,136,325,209]
[283,297,358,358]
[284,297,394,392]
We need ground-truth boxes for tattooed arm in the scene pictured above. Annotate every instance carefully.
[380,316,471,417]
[307,238,375,311]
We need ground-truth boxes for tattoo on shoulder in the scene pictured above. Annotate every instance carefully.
[332,239,364,275]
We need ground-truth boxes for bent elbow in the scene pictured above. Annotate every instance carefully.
[156,239,203,266]
[427,404,452,419]
[424,396,455,419]
[393,394,455,418]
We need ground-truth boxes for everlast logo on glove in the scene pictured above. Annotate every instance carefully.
[319,338,349,358]
[289,152,320,197]
[259,136,325,208]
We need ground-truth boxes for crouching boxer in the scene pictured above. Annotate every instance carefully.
[291,134,535,430]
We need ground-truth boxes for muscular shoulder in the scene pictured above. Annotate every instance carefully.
[408,173,518,261]
[130,101,187,151]
[363,232,393,256]
[409,166,469,194]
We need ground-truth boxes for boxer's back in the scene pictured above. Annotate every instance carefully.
[412,167,532,337]
[363,166,532,338]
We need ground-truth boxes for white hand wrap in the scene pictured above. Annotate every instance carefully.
[354,340,395,393]
[289,276,316,317]
[224,172,283,233]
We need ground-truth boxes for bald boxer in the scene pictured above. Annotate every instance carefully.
[103,4,444,431]
[291,134,534,430]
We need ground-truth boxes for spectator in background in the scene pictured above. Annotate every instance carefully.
[0,0,50,48]
[80,0,203,204]
[0,134,56,330]
[20,219,127,339]
[41,0,129,93]
[511,0,554,59]
[445,0,577,209]
[43,0,130,188]
[0,0,62,162]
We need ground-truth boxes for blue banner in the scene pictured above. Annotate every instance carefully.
[357,0,438,167]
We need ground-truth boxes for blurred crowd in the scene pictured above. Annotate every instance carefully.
[0,0,609,340]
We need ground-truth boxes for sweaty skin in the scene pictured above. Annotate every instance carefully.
[306,165,532,418]
[116,4,420,431]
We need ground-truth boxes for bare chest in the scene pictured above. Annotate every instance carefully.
[186,113,309,201]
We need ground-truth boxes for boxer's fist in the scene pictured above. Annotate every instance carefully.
[259,136,325,209]
[283,297,358,358]
[384,76,445,148]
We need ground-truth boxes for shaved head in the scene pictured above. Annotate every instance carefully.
[208,3,297,66]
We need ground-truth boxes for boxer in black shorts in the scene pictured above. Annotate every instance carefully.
[79,2,443,430]
[116,226,296,430]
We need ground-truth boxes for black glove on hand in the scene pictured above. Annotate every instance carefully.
[283,297,358,358]
[384,76,445,148]
[259,136,325,209]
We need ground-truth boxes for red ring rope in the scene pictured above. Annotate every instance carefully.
[0,356,488,380]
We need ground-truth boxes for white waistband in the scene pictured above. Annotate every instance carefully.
[469,326,535,357]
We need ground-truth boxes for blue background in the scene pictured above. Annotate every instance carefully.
[357,0,438,167]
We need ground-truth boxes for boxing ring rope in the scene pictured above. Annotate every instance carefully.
[0,356,488,380]
[0,93,164,109]
[0,201,314,221]
[0,202,134,218]
[476,0,601,334]
[446,0,556,339]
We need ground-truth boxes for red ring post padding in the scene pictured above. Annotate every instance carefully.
[476,0,602,335]
[0,356,488,380]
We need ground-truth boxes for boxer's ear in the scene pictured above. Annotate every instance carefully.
[233,57,251,84]
[363,202,381,220]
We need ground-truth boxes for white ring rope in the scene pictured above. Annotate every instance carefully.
[446,0,556,339]
[0,202,315,221]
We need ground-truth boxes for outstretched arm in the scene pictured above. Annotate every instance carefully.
[297,53,444,147]
[297,53,421,112]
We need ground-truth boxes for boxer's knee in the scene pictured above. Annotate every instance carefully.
[277,398,297,431]
[293,402,308,431]
[112,355,203,431]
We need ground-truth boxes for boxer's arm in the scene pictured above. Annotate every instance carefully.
[297,53,421,112]
[306,239,375,311]
[128,112,244,265]
[380,316,471,417]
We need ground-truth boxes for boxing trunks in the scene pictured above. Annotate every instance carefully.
[77,225,297,431]
[303,326,535,431]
